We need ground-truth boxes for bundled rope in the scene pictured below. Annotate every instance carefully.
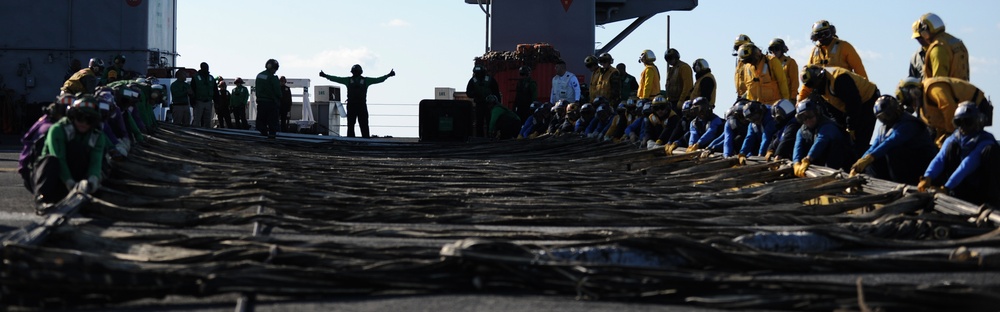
[2,125,999,310]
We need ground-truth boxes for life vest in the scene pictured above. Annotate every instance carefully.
[822,67,877,114]
[666,61,692,103]
[61,68,95,94]
[777,55,799,101]
[742,58,781,104]
[924,32,970,81]
[691,72,717,107]
[591,67,619,101]
[923,77,992,126]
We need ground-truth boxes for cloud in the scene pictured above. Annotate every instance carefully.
[856,49,882,61]
[382,19,410,28]
[281,47,377,69]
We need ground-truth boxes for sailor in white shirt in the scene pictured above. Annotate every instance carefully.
[550,60,581,103]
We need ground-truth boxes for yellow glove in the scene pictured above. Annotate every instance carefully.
[794,157,811,178]
[737,153,747,166]
[763,150,774,161]
[935,133,949,148]
[655,139,664,145]
[529,133,539,139]
[849,154,875,176]
[664,143,678,155]
[686,143,699,153]
[917,176,933,193]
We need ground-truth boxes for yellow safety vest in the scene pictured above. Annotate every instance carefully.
[691,72,717,107]
[822,67,877,113]
[924,32,970,81]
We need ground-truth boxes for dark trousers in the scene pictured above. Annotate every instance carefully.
[32,155,68,204]
[280,110,291,132]
[232,106,249,129]
[256,100,279,137]
[346,102,369,138]
[216,103,233,128]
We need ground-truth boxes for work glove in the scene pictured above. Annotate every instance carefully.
[529,133,539,139]
[846,129,857,142]
[699,149,714,159]
[664,143,678,155]
[763,150,774,161]
[74,176,100,194]
[319,70,326,77]
[628,133,638,143]
[935,133,948,148]
[793,157,811,178]
[917,176,933,193]
[685,143,699,153]
[849,154,875,176]
[737,153,747,166]
[644,140,657,149]
[115,142,129,158]
[388,69,396,77]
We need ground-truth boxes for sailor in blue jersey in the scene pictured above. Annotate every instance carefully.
[850,95,936,184]
[792,97,857,177]
[766,99,801,161]
[919,101,999,206]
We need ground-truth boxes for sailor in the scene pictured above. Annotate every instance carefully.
[767,38,799,101]
[550,60,580,104]
[279,76,293,132]
[737,100,778,164]
[800,20,868,102]
[61,58,104,95]
[732,34,752,95]
[594,53,622,105]
[230,78,250,130]
[19,95,73,191]
[919,101,999,207]
[800,64,878,155]
[487,95,521,140]
[513,66,538,122]
[896,76,992,147]
[913,13,969,80]
[640,96,674,148]
[32,95,108,207]
[616,63,639,100]
[736,43,789,105]
[546,100,568,135]
[257,59,283,139]
[850,95,936,184]
[685,97,724,153]
[765,99,800,161]
[169,70,192,126]
[708,100,748,158]
[465,64,500,138]
[190,62,219,128]
[663,48,693,109]
[636,50,661,101]
[585,99,614,138]
[103,54,127,84]
[663,99,699,155]
[792,97,856,177]
[575,103,596,133]
[690,58,716,108]
[518,101,551,139]
[215,79,233,129]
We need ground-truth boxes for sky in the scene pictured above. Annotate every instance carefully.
[177,0,1000,138]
